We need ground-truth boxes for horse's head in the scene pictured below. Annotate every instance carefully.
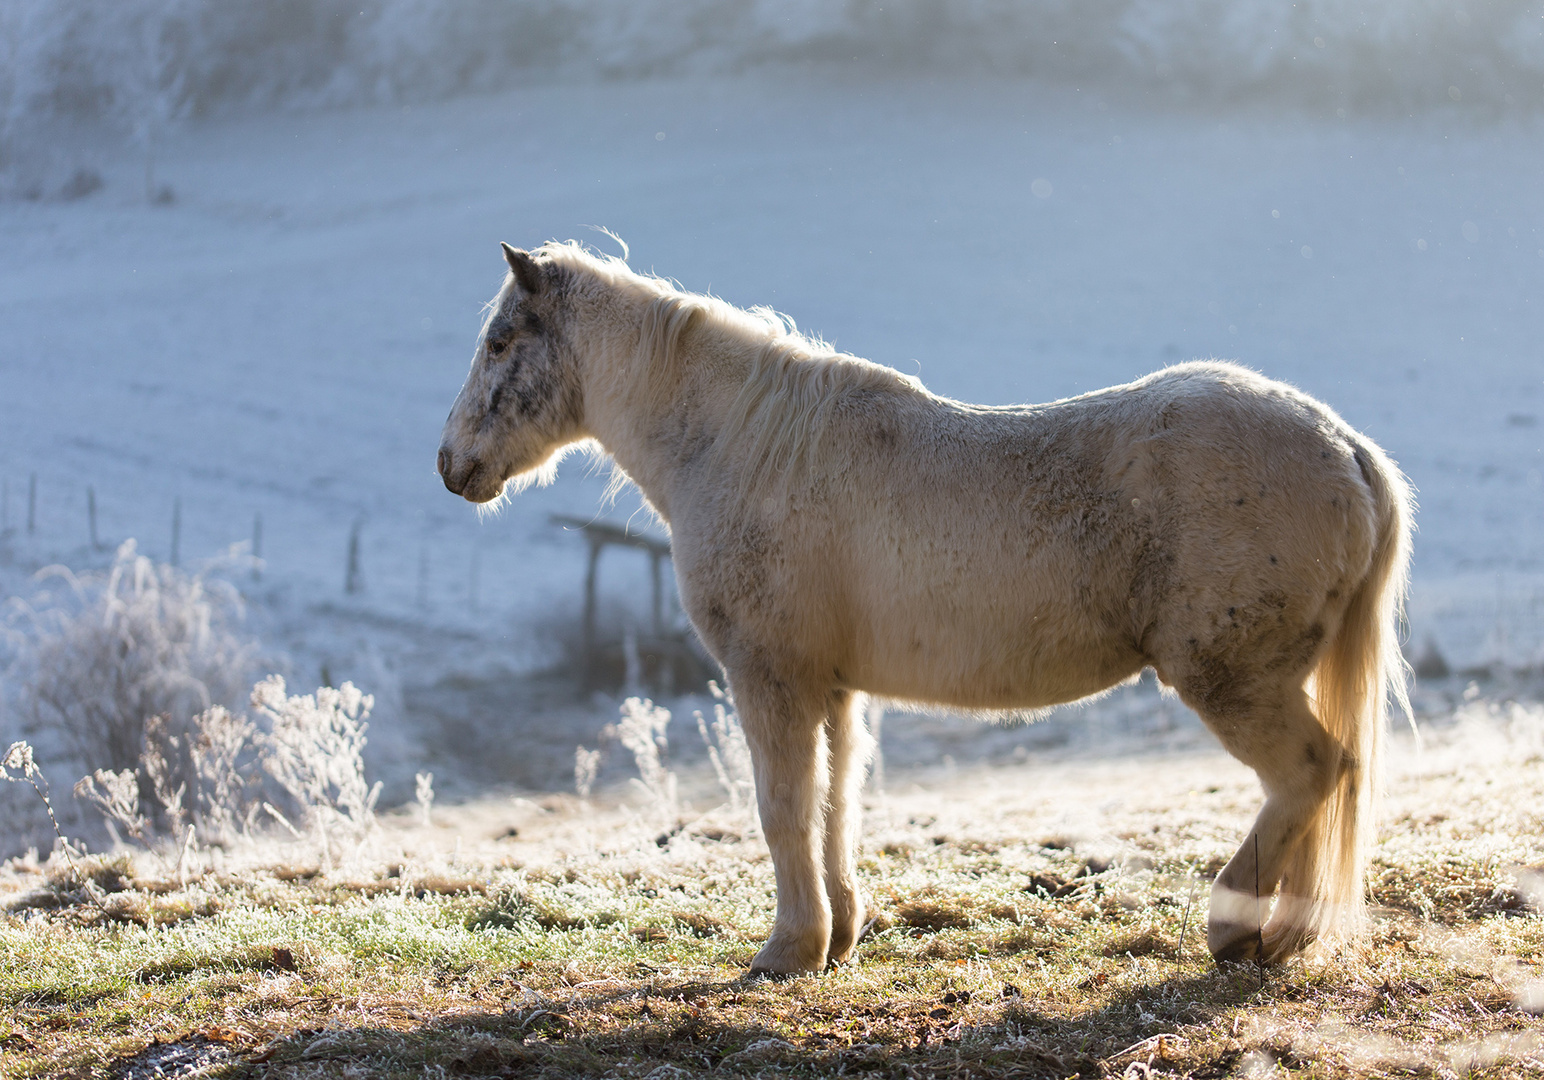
[437,243,583,503]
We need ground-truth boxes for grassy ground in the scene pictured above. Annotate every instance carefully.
[3,707,1542,1079]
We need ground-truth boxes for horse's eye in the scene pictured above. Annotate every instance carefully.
[487,338,508,357]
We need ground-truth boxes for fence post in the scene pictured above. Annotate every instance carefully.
[468,543,481,612]
[87,486,100,550]
[582,535,602,687]
[252,512,263,580]
[345,516,364,594]
[416,542,429,609]
[650,550,664,637]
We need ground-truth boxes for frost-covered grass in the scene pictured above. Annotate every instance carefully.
[3,704,1541,1078]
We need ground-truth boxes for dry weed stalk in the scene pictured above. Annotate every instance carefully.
[696,681,755,824]
[612,697,677,825]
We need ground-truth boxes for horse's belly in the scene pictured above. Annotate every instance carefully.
[848,606,1144,711]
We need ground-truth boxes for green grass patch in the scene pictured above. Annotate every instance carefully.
[4,735,1543,1078]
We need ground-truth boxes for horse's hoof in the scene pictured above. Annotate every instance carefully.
[1208,924,1263,964]
[750,938,827,976]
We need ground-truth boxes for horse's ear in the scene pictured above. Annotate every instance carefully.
[501,243,543,295]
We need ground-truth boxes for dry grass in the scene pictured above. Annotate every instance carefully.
[3,706,1542,1079]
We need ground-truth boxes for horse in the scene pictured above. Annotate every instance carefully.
[437,240,1412,975]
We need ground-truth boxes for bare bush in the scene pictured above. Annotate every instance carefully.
[611,697,676,826]
[7,541,255,828]
[577,690,759,839]
[252,675,381,865]
[414,770,434,827]
[696,681,754,823]
[72,767,147,845]
[60,676,382,869]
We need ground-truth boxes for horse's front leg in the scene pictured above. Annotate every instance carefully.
[734,672,833,975]
[823,689,873,966]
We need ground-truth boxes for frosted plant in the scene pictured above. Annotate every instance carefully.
[73,768,148,845]
[185,705,257,846]
[138,714,188,836]
[415,771,434,827]
[613,697,676,824]
[696,681,755,822]
[1,741,36,779]
[251,675,381,864]
[574,746,600,802]
[7,540,253,826]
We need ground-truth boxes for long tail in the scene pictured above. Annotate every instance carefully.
[1267,439,1413,958]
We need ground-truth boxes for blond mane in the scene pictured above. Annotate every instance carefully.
[541,242,925,489]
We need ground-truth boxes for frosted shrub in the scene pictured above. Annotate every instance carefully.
[7,541,254,829]
[252,675,381,863]
[573,746,600,803]
[182,705,258,846]
[73,705,261,850]
[696,681,755,822]
[73,768,148,845]
[415,770,434,827]
[64,677,382,865]
[613,697,677,825]
[578,689,759,836]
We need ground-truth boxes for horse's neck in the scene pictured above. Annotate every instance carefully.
[578,290,749,520]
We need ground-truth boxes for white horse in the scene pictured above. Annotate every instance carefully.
[438,241,1412,975]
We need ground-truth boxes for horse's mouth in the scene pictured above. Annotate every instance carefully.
[440,456,504,503]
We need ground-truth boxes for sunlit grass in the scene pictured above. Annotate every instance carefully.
[3,710,1542,1078]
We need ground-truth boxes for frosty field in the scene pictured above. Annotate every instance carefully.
[2,695,1542,1078]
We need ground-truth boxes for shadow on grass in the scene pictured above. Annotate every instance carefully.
[214,965,1274,1079]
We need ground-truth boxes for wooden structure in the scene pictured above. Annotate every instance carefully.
[549,515,707,692]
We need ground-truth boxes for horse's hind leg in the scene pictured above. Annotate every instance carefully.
[822,690,874,966]
[733,671,834,975]
[1191,687,1342,964]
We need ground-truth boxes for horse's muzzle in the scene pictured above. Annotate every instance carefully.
[437,446,468,496]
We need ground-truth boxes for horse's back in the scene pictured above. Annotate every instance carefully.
[807,361,1385,709]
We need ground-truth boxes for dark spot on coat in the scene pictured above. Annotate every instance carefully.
[1269,555,1278,565]
[1228,607,1236,618]
[1352,445,1376,489]
[1304,742,1319,765]
[1235,497,1245,506]
[1326,588,1341,601]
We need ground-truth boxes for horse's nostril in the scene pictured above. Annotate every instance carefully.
[437,447,452,478]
